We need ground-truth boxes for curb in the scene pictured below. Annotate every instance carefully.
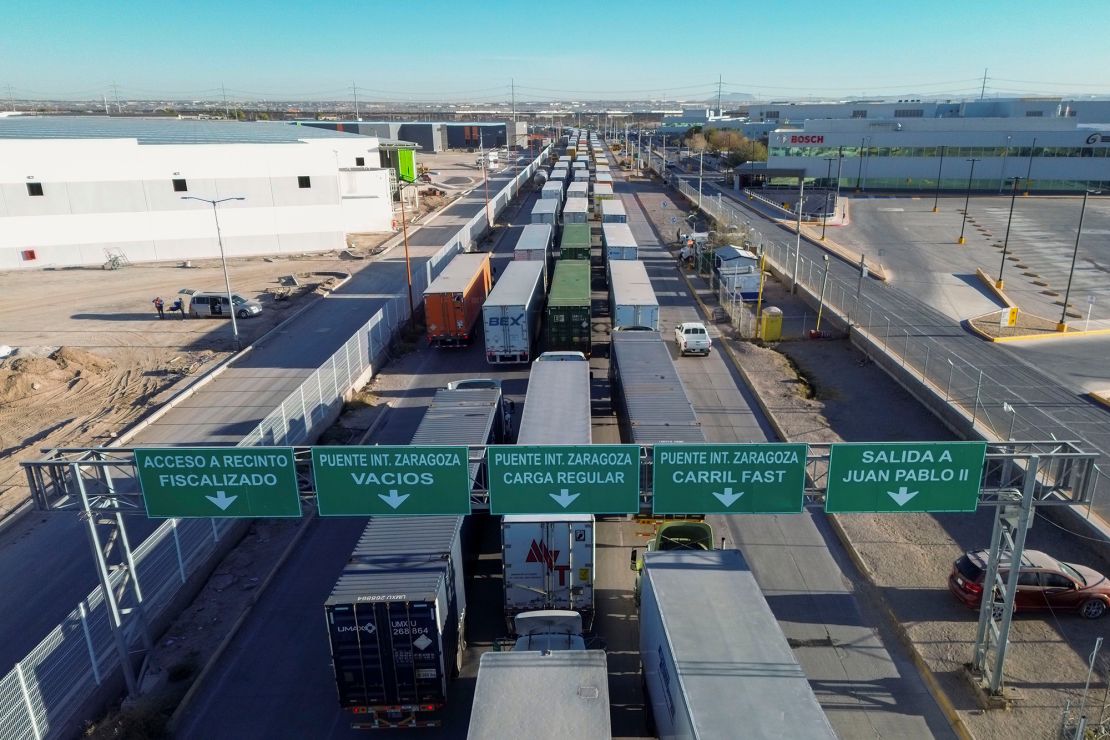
[963,317,1110,344]
[973,268,1017,308]
[672,260,971,739]
[166,509,317,734]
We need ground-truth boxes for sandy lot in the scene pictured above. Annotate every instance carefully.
[0,245,390,519]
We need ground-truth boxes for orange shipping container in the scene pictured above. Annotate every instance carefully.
[423,252,492,347]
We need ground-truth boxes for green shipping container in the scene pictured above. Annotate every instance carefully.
[545,261,592,356]
[559,223,591,261]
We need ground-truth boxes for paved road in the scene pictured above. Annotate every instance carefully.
[0,165,532,677]
[702,181,1110,522]
[622,178,953,738]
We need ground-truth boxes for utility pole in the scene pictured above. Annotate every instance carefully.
[792,176,804,293]
[112,82,121,113]
[5,84,14,112]
[103,94,110,116]
[352,83,359,120]
[980,68,988,100]
[698,149,704,209]
[717,74,722,117]
[221,83,229,120]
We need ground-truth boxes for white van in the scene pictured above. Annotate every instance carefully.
[178,289,263,319]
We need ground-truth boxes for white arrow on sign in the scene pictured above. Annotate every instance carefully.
[378,489,410,510]
[712,487,744,507]
[887,486,919,507]
[205,490,238,511]
[549,488,581,509]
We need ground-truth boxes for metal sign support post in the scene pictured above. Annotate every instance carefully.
[971,455,1039,695]
[74,463,139,698]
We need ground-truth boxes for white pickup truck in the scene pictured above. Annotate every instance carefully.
[675,321,712,356]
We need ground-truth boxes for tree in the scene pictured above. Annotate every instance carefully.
[725,139,768,167]
[686,132,708,152]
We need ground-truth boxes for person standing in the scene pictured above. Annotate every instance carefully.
[170,297,185,319]
[153,296,165,319]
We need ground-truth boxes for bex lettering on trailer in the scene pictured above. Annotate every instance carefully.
[488,315,524,326]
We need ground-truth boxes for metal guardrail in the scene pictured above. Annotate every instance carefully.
[2,148,550,739]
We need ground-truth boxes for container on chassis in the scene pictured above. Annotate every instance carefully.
[595,172,613,185]
[563,197,589,224]
[502,514,595,630]
[466,651,611,740]
[638,550,836,740]
[567,181,589,201]
[602,222,638,262]
[544,261,592,356]
[424,252,491,347]
[483,261,545,364]
[609,330,703,445]
[531,198,559,225]
[573,169,590,183]
[592,183,615,213]
[608,261,659,331]
[559,223,591,261]
[541,181,564,202]
[513,223,553,288]
[601,198,627,223]
[551,166,569,183]
[325,516,466,730]
[517,352,592,446]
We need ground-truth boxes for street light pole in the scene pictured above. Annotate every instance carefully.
[792,175,805,294]
[957,158,980,244]
[815,254,831,332]
[932,145,946,213]
[1024,137,1037,196]
[181,195,246,350]
[855,137,865,191]
[821,156,835,240]
[698,149,704,209]
[999,135,1011,193]
[996,176,1023,288]
[1058,187,1098,331]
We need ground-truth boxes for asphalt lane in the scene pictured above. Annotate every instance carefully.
[704,182,1110,521]
[619,173,952,738]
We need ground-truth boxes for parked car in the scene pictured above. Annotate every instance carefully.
[674,322,712,356]
[178,289,262,319]
[949,549,1110,619]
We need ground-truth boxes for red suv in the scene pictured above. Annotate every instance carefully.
[949,549,1110,619]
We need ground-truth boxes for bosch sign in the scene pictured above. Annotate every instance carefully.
[789,135,825,145]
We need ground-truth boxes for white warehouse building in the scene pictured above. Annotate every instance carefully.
[0,117,400,271]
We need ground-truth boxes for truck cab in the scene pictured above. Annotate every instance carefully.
[675,321,712,356]
[631,521,717,604]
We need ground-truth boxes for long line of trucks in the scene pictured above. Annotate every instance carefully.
[482,260,544,364]
[423,252,491,347]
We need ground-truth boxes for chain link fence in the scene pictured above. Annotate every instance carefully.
[0,149,550,739]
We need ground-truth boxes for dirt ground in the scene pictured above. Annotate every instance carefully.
[0,244,394,520]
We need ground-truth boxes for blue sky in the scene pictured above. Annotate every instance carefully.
[5,0,1110,102]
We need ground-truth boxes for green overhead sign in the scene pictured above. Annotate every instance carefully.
[312,446,471,516]
[136,447,301,518]
[397,148,417,182]
[488,445,640,515]
[825,442,986,513]
[652,443,808,514]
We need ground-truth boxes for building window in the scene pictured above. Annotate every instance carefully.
[851,110,867,118]
[1025,111,1043,117]
[26,182,43,196]
[764,111,779,119]
[172,178,188,192]
[298,176,311,188]
[355,157,365,167]
[894,109,924,118]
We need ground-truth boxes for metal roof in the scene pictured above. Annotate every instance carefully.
[609,261,657,306]
[0,116,373,145]
[515,224,552,253]
[517,359,592,445]
[610,331,702,445]
[642,550,836,739]
[485,261,544,307]
[424,253,489,295]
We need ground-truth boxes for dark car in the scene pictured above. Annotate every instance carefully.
[949,549,1110,619]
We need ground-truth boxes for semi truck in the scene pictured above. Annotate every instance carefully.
[325,516,466,730]
[423,252,491,347]
[608,261,659,330]
[501,514,595,630]
[513,223,553,289]
[544,261,591,356]
[635,550,836,739]
[467,611,610,740]
[559,223,591,261]
[482,260,545,365]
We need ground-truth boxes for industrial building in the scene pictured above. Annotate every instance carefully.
[765,116,1110,192]
[0,117,403,271]
[295,120,528,153]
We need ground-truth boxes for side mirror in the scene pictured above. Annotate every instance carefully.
[629,549,640,572]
